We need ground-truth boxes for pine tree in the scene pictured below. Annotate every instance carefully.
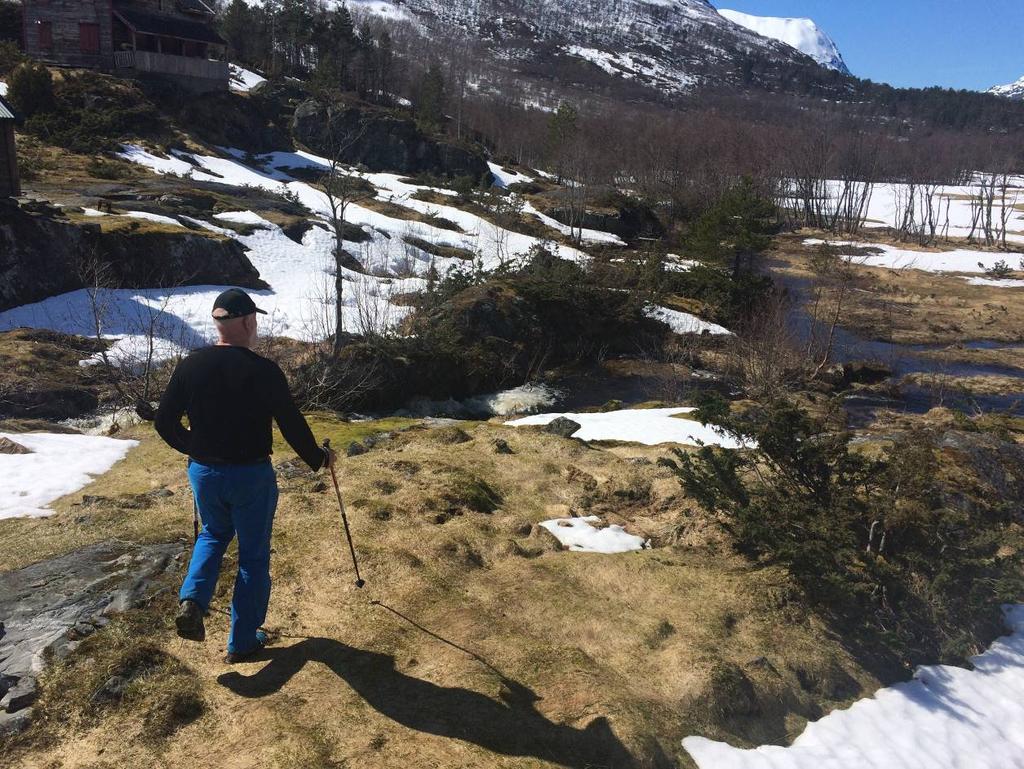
[416,63,447,132]
[221,0,256,65]
[546,102,579,183]
[687,177,778,279]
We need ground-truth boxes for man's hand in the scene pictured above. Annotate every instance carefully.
[322,444,338,471]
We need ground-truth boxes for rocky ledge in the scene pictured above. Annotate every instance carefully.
[0,199,265,312]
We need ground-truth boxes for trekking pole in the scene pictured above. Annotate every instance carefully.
[323,439,365,589]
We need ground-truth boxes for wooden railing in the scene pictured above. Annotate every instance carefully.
[112,50,227,86]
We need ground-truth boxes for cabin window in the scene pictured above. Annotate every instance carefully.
[37,21,53,51]
[80,23,101,55]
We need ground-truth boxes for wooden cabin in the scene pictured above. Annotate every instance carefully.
[0,96,19,198]
[21,0,228,92]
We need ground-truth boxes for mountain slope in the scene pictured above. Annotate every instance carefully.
[717,8,851,74]
[346,0,854,96]
[989,75,1024,100]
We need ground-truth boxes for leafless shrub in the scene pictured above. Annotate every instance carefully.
[730,289,805,399]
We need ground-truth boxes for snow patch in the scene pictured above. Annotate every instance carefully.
[645,304,732,336]
[963,276,1024,288]
[229,63,267,93]
[508,408,751,448]
[489,161,533,188]
[684,603,1024,769]
[540,516,648,554]
[123,210,184,227]
[805,239,1024,274]
[0,432,138,519]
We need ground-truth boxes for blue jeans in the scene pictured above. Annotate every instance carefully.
[180,460,278,654]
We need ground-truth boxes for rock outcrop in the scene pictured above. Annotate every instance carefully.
[292,100,490,180]
[0,540,185,735]
[0,329,111,421]
[0,199,265,312]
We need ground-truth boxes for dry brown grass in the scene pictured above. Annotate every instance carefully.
[775,233,1024,345]
[901,372,1024,396]
[1,418,880,769]
[359,196,465,232]
[914,345,1024,372]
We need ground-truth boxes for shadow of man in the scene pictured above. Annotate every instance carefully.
[218,637,638,768]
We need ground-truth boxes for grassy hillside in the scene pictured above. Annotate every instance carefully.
[3,417,887,769]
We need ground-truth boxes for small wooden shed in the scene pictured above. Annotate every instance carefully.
[0,95,19,198]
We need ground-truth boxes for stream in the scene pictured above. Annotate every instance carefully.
[778,271,1024,423]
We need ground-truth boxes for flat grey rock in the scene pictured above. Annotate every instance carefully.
[0,540,183,713]
[0,707,32,737]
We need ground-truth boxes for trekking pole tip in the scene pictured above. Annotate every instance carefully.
[355,579,366,589]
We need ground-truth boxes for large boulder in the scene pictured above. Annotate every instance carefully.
[544,417,582,438]
[0,199,265,312]
[292,99,490,180]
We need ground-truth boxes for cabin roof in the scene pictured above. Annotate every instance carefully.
[0,96,15,121]
[176,0,216,15]
[113,6,226,46]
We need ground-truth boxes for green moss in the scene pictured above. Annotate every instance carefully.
[274,415,420,455]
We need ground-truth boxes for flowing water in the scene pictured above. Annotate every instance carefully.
[779,271,1024,422]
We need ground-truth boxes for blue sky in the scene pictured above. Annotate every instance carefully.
[717,0,1024,91]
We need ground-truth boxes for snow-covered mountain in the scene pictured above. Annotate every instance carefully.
[717,9,850,74]
[988,75,1024,100]
[344,0,853,96]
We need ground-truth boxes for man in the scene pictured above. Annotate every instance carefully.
[155,288,336,663]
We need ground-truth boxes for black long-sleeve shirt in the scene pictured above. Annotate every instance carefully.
[155,346,326,470]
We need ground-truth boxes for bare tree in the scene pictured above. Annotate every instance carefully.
[78,250,188,424]
[806,243,858,380]
[318,113,372,355]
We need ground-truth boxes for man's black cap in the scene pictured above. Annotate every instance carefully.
[212,288,267,320]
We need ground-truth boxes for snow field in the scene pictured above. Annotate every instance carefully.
[507,407,751,448]
[0,144,619,365]
[683,604,1024,769]
[815,180,1024,246]
[718,10,848,73]
[563,44,697,90]
[540,516,648,553]
[805,238,1024,274]
[0,432,138,519]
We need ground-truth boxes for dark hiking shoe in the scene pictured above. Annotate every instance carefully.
[224,630,269,664]
[175,599,206,642]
